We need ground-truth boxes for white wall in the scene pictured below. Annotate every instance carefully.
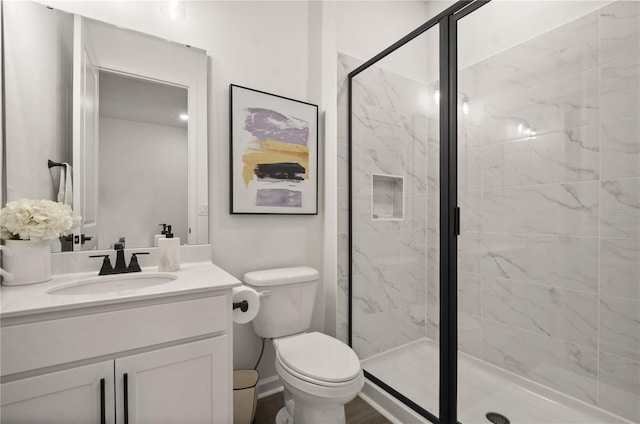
[29,0,433,385]
[336,1,431,82]
[5,2,73,202]
[98,117,188,249]
[44,0,325,381]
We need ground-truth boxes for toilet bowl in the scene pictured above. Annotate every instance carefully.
[273,332,364,424]
[243,267,364,424]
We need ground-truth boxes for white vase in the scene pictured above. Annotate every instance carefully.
[0,240,52,286]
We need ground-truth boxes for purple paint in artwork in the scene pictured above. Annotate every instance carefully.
[244,108,309,145]
[256,189,302,208]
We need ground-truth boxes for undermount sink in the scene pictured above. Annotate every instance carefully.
[47,273,177,295]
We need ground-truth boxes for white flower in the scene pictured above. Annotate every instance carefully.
[0,199,81,241]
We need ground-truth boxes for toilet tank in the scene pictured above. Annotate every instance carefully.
[244,267,319,339]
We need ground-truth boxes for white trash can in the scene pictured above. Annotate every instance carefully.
[233,370,259,424]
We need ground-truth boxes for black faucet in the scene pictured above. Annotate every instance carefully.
[90,247,150,275]
[113,243,127,272]
[127,253,149,272]
[89,254,115,275]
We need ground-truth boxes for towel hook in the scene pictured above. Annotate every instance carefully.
[48,159,64,168]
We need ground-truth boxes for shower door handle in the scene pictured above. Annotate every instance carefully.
[454,206,461,236]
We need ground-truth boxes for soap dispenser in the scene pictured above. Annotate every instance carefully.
[158,225,180,272]
[154,223,168,247]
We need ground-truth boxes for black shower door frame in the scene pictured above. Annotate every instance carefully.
[347,2,490,423]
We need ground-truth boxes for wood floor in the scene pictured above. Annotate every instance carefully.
[254,392,391,424]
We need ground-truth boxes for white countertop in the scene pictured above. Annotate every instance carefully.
[0,261,241,319]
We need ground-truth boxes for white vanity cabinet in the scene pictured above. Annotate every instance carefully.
[115,337,228,423]
[0,289,233,424]
[1,361,114,424]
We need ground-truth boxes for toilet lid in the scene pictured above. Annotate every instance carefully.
[276,332,361,383]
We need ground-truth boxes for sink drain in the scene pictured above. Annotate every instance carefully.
[486,412,510,424]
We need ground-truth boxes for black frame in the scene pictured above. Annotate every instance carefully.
[347,1,489,423]
[229,84,319,215]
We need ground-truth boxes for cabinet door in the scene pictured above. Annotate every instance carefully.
[116,337,230,424]
[1,360,114,424]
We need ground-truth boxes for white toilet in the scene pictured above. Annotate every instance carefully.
[244,266,364,424]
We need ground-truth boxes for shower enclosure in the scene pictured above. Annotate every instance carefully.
[345,1,640,423]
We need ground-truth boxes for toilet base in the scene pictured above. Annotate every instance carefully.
[275,389,348,424]
[274,387,350,424]
[275,400,347,424]
[291,398,347,424]
[274,359,363,424]
[276,407,293,424]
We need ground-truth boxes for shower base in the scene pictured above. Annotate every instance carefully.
[361,338,631,424]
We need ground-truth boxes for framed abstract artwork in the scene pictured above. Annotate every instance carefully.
[230,84,318,214]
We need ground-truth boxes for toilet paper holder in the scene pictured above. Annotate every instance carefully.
[233,300,249,312]
[232,289,269,314]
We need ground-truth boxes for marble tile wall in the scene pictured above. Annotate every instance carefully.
[338,1,639,422]
[337,52,430,359]
[453,1,640,421]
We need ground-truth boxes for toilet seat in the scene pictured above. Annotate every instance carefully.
[275,332,361,384]
[276,355,356,388]
[275,358,364,401]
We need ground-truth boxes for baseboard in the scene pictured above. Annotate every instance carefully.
[257,375,283,399]
[360,379,428,424]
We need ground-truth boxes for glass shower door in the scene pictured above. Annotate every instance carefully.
[349,23,441,420]
[456,1,640,422]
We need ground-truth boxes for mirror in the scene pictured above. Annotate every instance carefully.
[3,1,208,251]
[98,71,189,250]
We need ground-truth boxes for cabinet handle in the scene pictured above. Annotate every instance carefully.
[123,373,129,424]
[100,378,106,424]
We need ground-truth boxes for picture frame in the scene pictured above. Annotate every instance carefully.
[229,84,319,215]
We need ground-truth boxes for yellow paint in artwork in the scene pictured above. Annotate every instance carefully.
[242,140,309,187]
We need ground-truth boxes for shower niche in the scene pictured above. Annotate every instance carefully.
[371,174,404,220]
